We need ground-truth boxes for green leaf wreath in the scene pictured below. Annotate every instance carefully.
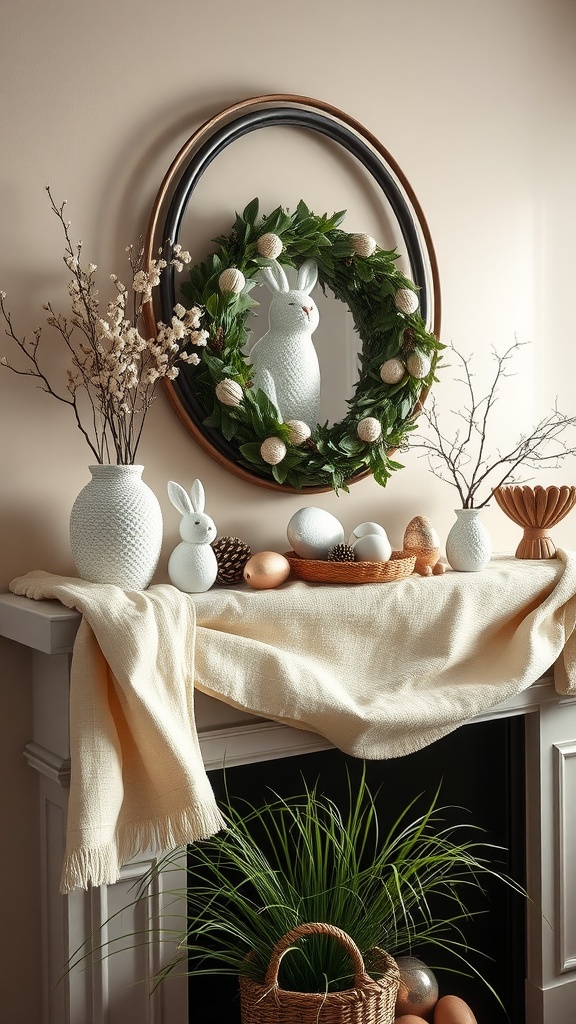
[179,199,443,491]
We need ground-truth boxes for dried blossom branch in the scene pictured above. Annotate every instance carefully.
[0,187,209,464]
[410,341,576,508]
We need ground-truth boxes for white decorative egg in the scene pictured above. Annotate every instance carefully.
[287,507,344,560]
[350,232,377,258]
[285,419,311,445]
[380,357,405,384]
[348,522,388,545]
[256,232,283,259]
[218,267,245,294]
[352,532,392,562]
[356,416,382,443]
[260,436,287,465]
[215,378,243,407]
[406,351,431,379]
[394,288,419,314]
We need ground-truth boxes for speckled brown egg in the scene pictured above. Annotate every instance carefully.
[433,994,478,1024]
[403,515,442,575]
[403,515,440,551]
[243,551,291,590]
[394,1016,429,1024]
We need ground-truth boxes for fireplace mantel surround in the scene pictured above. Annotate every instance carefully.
[1,589,576,1024]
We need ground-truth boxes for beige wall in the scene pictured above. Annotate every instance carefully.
[1,1,575,1019]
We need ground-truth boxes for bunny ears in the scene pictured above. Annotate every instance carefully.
[167,479,205,515]
[259,258,318,296]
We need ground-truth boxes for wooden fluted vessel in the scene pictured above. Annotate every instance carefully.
[493,484,576,559]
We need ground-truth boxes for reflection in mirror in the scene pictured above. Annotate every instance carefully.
[249,268,359,428]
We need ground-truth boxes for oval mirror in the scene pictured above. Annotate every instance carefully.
[143,94,441,493]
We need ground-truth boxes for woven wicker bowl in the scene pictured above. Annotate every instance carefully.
[239,922,400,1024]
[493,484,576,559]
[284,550,416,584]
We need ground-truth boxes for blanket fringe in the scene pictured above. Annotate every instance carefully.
[60,802,226,893]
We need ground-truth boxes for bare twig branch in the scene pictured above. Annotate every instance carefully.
[410,341,576,507]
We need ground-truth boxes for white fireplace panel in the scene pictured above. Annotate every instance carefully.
[554,739,576,973]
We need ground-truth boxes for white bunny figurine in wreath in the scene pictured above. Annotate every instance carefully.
[167,479,218,593]
[249,258,321,430]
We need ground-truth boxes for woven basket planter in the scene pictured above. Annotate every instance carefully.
[239,922,400,1024]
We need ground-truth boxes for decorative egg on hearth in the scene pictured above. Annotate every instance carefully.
[287,507,344,560]
[395,955,439,1020]
[433,994,478,1024]
[403,515,444,576]
[243,551,291,589]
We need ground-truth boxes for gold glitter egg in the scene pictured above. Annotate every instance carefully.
[243,551,291,589]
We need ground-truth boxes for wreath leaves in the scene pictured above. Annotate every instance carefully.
[179,199,443,492]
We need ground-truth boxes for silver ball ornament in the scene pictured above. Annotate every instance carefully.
[394,956,439,1020]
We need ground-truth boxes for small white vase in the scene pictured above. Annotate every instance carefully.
[70,465,163,589]
[445,508,492,572]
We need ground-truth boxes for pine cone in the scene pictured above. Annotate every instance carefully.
[212,536,252,585]
[400,327,416,355]
[327,543,355,562]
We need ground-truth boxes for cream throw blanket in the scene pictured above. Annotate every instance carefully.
[9,573,225,893]
[10,551,576,892]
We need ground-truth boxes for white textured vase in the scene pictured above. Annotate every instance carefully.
[70,465,163,589]
[445,508,492,572]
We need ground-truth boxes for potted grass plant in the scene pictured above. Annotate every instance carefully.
[81,767,525,1022]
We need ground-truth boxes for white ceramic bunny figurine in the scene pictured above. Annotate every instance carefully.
[249,258,321,430]
[167,479,218,593]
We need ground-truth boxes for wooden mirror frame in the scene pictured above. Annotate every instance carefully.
[143,94,441,493]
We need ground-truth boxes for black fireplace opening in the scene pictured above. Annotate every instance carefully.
[187,715,526,1024]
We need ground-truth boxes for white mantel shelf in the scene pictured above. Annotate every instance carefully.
[2,590,576,1024]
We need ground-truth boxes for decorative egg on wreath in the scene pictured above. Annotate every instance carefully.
[166,197,442,493]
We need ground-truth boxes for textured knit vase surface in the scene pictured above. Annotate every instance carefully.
[445,508,492,572]
[70,465,163,589]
